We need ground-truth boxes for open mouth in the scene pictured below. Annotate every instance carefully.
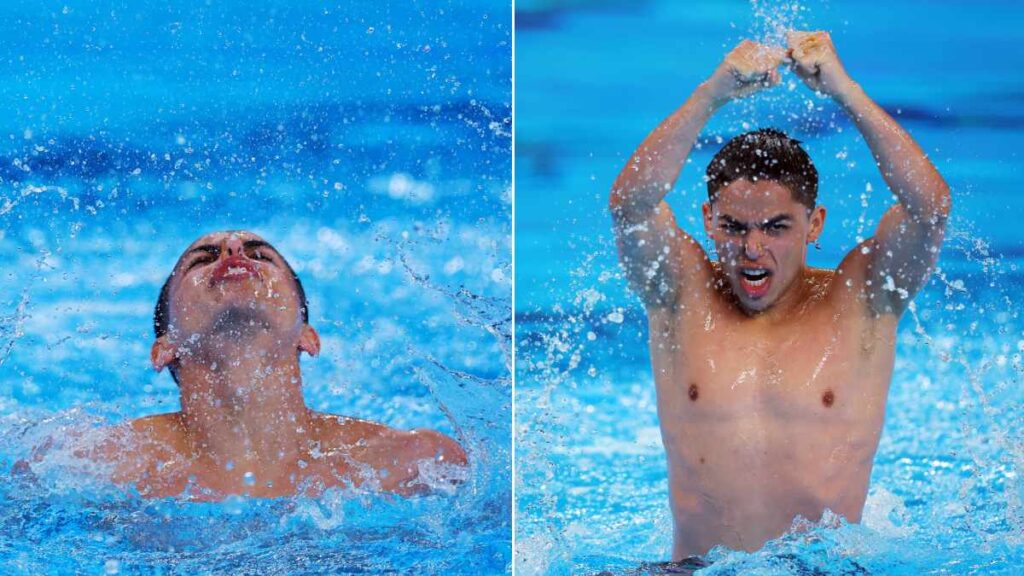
[211,256,259,284]
[738,267,772,299]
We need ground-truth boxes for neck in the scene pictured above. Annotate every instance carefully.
[174,332,312,485]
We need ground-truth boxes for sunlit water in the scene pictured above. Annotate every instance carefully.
[516,1,1023,574]
[0,2,510,574]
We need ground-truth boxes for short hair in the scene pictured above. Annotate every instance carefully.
[153,243,309,384]
[706,128,818,210]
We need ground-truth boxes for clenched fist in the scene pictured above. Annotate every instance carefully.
[786,31,854,98]
[706,40,787,105]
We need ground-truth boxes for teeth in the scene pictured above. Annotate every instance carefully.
[226,266,249,276]
[740,268,769,289]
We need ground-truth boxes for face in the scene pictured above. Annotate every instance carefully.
[702,179,825,313]
[164,231,305,340]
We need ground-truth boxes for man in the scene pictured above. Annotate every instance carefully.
[609,31,950,561]
[24,230,467,500]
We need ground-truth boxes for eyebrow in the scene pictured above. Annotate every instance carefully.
[719,214,793,228]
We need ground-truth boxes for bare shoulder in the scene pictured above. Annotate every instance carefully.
[311,413,467,467]
[98,414,187,479]
[13,414,183,483]
[659,260,723,319]
[809,265,862,313]
[126,413,185,441]
[310,413,467,495]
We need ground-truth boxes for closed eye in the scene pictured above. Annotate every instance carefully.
[243,241,280,266]
[247,247,277,264]
[185,253,216,271]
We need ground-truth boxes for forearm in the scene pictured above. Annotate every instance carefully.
[610,82,722,221]
[836,83,951,221]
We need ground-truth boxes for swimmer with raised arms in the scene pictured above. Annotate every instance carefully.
[610,31,949,564]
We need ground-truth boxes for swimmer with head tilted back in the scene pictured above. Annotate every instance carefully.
[20,231,467,499]
[610,31,949,563]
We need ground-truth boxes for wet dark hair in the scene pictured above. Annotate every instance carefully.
[153,242,309,384]
[706,128,818,210]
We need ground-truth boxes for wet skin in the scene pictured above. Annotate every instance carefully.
[611,33,949,558]
[648,215,897,555]
[75,231,466,499]
[102,412,466,499]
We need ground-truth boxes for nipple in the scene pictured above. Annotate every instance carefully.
[822,389,835,408]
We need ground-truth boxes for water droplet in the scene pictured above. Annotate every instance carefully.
[243,471,256,486]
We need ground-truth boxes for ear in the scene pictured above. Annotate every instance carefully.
[298,325,321,358]
[150,337,177,372]
[702,202,715,239]
[806,205,826,243]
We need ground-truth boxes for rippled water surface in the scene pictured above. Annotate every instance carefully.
[0,2,510,574]
[516,1,1023,574]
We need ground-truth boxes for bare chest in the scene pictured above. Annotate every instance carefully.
[649,303,896,424]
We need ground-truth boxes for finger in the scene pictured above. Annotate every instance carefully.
[791,57,820,78]
[763,45,788,66]
[787,30,807,49]
[789,45,805,64]
[734,39,755,53]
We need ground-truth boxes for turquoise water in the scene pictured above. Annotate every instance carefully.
[516,1,1023,574]
[0,2,510,574]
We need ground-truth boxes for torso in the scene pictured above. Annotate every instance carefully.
[648,266,897,557]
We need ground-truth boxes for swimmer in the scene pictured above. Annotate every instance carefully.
[610,32,950,558]
[20,231,467,499]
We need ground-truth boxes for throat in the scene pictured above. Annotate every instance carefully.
[179,404,315,475]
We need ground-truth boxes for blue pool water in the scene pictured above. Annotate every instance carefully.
[0,2,510,574]
[516,1,1023,574]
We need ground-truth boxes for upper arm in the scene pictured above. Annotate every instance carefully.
[611,199,712,309]
[839,202,948,316]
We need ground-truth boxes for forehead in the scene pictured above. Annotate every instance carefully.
[713,179,803,219]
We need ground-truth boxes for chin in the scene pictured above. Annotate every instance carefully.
[740,299,769,313]
[734,287,776,313]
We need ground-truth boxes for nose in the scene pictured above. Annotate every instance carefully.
[223,234,245,258]
[742,231,764,260]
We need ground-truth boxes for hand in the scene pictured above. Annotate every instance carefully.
[786,30,853,98]
[706,40,786,105]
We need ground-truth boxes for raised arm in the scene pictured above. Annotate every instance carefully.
[789,31,951,316]
[610,41,786,308]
